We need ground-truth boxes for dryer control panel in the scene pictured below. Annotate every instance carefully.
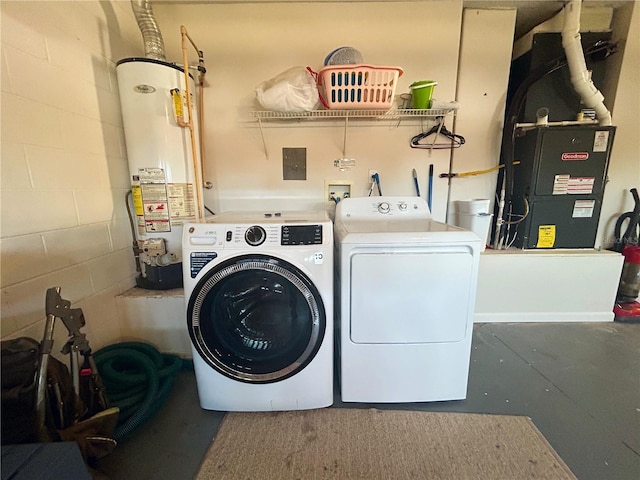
[336,196,432,221]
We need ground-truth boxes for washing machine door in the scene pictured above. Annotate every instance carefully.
[187,254,326,384]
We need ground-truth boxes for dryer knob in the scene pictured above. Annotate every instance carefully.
[245,225,266,246]
[377,202,391,214]
[398,202,407,211]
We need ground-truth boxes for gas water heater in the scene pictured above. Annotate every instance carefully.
[117,57,204,289]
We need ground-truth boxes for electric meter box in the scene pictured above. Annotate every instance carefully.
[510,124,616,249]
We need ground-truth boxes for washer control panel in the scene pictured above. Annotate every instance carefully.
[209,224,324,246]
[281,224,323,245]
[244,225,266,246]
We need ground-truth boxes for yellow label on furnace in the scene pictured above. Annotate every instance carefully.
[536,225,556,248]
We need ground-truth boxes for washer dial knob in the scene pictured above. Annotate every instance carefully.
[377,202,391,214]
[245,225,266,246]
[398,202,407,211]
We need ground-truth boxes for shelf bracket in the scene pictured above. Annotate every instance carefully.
[343,116,349,158]
[257,116,269,160]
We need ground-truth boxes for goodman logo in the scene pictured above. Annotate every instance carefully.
[562,152,589,161]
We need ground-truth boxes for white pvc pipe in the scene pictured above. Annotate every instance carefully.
[561,0,612,126]
[515,119,598,129]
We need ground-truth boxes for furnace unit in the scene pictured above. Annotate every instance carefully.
[510,124,615,249]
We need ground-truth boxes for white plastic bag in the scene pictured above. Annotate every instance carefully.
[255,66,319,112]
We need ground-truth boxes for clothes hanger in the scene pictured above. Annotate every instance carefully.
[410,117,466,150]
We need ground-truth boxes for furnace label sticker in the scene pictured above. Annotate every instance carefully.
[567,177,595,195]
[553,175,595,195]
[572,199,596,218]
[593,130,610,153]
[536,225,556,248]
[553,175,570,195]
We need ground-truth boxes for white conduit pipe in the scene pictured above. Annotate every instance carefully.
[561,0,612,126]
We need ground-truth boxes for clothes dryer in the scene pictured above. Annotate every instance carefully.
[334,197,481,403]
[183,211,333,411]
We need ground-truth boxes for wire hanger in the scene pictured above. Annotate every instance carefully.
[410,117,466,150]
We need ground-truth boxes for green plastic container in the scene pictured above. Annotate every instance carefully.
[409,80,437,109]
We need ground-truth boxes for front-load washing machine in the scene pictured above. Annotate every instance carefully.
[183,210,333,411]
[334,196,481,403]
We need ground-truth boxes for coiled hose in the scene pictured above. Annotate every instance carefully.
[94,342,183,442]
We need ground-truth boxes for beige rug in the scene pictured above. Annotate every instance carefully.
[196,408,577,480]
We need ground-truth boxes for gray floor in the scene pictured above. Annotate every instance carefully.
[98,322,640,480]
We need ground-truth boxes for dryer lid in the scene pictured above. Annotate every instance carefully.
[335,215,481,245]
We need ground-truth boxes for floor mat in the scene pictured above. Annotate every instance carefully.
[195,408,577,479]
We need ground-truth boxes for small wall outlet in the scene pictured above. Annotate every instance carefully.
[368,169,379,181]
[325,181,353,203]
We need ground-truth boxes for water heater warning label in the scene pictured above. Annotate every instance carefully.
[135,168,196,231]
[137,168,170,233]
[167,183,196,226]
[131,185,144,216]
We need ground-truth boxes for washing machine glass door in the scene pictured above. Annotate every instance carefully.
[188,254,326,384]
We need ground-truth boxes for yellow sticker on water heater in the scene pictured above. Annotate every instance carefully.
[536,225,556,248]
[131,185,144,216]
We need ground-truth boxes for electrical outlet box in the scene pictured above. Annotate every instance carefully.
[325,181,353,203]
[368,169,379,181]
[283,147,307,180]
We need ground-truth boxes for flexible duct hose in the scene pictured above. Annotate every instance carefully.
[131,0,166,61]
[94,342,183,442]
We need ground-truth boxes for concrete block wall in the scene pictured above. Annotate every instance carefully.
[0,1,142,351]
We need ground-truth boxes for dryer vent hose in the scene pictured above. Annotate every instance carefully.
[94,342,186,442]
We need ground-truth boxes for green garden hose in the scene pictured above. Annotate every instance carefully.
[94,342,183,442]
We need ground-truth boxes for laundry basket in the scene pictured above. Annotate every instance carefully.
[316,64,403,110]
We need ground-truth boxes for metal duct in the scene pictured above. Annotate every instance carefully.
[131,0,166,61]
[561,0,612,126]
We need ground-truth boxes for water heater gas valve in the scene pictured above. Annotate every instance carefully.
[140,238,167,257]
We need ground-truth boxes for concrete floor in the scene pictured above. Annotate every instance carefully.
[97,322,640,480]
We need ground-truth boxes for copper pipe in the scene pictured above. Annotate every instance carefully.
[180,25,204,220]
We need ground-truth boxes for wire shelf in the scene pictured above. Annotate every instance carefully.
[250,108,456,121]
[249,108,458,159]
